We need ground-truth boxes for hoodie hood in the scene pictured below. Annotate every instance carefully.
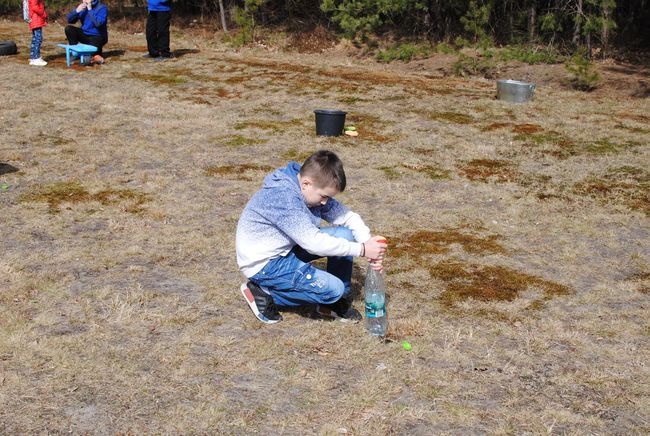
[261,161,301,191]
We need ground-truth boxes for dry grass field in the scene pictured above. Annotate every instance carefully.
[1,18,649,434]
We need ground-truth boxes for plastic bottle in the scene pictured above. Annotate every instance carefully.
[364,262,388,337]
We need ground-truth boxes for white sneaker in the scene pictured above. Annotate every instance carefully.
[29,58,47,66]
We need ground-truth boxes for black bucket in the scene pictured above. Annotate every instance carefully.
[314,109,347,136]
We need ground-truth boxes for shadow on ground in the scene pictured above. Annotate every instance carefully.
[172,48,200,58]
[104,49,126,59]
[0,163,18,175]
[44,49,125,67]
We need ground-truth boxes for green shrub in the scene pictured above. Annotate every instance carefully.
[320,0,415,40]
[480,47,496,58]
[452,53,496,78]
[475,36,494,50]
[435,42,457,54]
[460,0,491,43]
[376,43,430,63]
[452,35,492,51]
[498,46,559,64]
[453,36,472,48]
[565,48,600,91]
[232,0,268,46]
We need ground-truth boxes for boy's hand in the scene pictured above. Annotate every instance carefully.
[364,236,387,270]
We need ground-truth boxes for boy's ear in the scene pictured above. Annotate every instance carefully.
[299,175,313,188]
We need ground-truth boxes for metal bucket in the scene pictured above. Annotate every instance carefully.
[496,80,536,103]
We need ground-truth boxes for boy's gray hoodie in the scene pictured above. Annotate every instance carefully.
[236,161,371,278]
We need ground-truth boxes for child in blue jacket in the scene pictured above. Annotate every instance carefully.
[65,0,108,63]
[146,0,172,59]
[236,150,387,324]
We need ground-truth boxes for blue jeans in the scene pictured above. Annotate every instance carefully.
[30,28,43,59]
[249,226,354,307]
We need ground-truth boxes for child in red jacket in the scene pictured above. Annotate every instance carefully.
[26,0,48,66]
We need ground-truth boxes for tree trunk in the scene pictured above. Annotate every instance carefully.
[601,3,611,58]
[507,1,514,43]
[509,0,514,43]
[572,0,583,46]
[218,0,228,32]
[425,0,441,40]
[529,2,537,43]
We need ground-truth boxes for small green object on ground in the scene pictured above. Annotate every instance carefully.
[402,341,412,351]
[344,126,356,131]
[1,183,8,190]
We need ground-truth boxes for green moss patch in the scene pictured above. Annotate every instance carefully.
[18,181,149,213]
[379,163,450,181]
[129,71,188,85]
[380,166,401,180]
[513,130,572,147]
[481,122,513,132]
[219,59,366,96]
[215,135,268,147]
[204,164,274,180]
[337,95,366,104]
[345,113,394,143]
[624,272,649,294]
[182,86,240,103]
[573,166,650,215]
[614,123,650,134]
[484,123,640,158]
[230,57,477,97]
[26,133,76,148]
[617,113,650,124]
[425,111,475,124]
[401,163,451,180]
[514,129,639,158]
[458,159,519,183]
[431,260,571,307]
[182,95,212,105]
[214,88,241,99]
[481,122,544,135]
[512,123,544,134]
[583,139,641,155]
[224,75,252,84]
[234,118,303,132]
[390,229,506,260]
[282,147,312,163]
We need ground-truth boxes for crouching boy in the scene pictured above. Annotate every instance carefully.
[236,149,387,324]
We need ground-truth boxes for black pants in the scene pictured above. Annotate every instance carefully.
[65,25,106,56]
[146,11,171,57]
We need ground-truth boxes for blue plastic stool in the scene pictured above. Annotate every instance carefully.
[57,43,98,67]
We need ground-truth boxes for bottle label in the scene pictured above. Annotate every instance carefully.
[365,303,385,318]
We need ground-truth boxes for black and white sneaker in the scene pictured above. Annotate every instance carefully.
[240,281,282,324]
[316,297,362,322]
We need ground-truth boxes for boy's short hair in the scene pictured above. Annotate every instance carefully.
[300,150,346,192]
